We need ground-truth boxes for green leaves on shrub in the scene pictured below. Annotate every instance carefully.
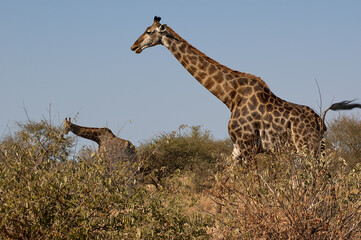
[0,120,213,239]
[138,125,232,189]
[1,116,360,239]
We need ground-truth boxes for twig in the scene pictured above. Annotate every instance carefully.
[258,174,299,232]
[315,78,323,116]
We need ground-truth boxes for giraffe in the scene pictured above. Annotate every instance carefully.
[63,118,137,162]
[131,16,361,160]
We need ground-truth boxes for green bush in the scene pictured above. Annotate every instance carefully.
[0,120,213,239]
[138,125,232,190]
[1,119,73,163]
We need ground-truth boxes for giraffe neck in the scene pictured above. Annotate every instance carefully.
[161,27,267,110]
[68,124,112,145]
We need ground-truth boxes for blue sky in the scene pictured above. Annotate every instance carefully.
[1,1,361,148]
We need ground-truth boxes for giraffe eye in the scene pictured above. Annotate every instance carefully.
[146,31,153,35]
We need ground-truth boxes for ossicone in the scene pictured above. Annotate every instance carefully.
[154,16,161,22]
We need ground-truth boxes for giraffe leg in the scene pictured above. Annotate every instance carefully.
[232,139,260,163]
[232,144,242,160]
[230,133,262,162]
[228,119,262,162]
[292,132,318,156]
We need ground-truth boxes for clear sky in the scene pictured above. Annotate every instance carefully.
[1,1,361,148]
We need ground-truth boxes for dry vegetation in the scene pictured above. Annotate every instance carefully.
[326,115,361,169]
[1,116,360,239]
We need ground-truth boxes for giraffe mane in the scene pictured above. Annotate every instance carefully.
[165,26,270,87]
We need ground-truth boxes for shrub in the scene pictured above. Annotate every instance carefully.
[326,115,361,168]
[0,120,213,239]
[137,125,232,190]
[1,119,73,163]
[2,116,361,239]
[208,152,361,239]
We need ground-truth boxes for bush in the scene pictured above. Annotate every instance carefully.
[138,125,232,190]
[1,119,73,163]
[0,120,213,239]
[2,117,361,239]
[326,115,361,168]
[208,152,361,239]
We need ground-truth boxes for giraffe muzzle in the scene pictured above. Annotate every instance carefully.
[131,45,143,54]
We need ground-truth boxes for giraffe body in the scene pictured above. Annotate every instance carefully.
[63,118,137,162]
[131,17,360,159]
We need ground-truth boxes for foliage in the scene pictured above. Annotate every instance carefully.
[326,115,361,168]
[208,152,361,239]
[0,120,212,239]
[1,116,361,239]
[138,125,232,190]
[1,119,73,163]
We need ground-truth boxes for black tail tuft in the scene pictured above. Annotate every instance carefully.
[322,99,361,126]
[329,99,361,111]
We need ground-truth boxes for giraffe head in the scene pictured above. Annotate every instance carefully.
[131,16,173,54]
[63,118,72,134]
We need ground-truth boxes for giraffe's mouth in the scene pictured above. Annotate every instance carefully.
[131,45,143,54]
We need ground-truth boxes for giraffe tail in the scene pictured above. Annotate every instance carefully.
[322,99,361,123]
[318,99,360,158]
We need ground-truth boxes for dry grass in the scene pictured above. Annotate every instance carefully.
[208,152,361,239]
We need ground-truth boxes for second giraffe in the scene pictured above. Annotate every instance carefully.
[63,118,137,162]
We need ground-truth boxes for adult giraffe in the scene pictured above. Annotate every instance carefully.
[131,16,361,159]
